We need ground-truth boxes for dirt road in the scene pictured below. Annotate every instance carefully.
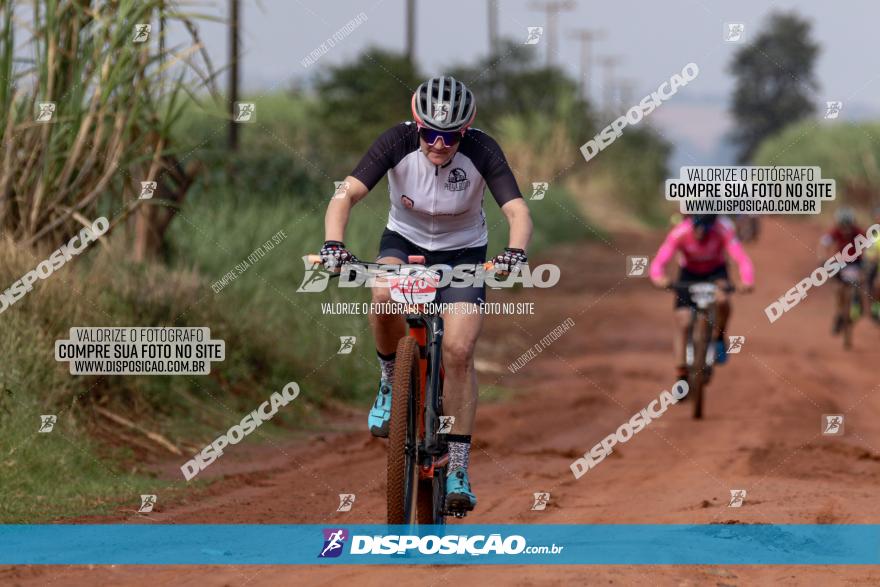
[5,219,880,586]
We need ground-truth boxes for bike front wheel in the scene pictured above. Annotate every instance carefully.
[690,313,711,419]
[387,335,422,524]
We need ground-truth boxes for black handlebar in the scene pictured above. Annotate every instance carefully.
[667,281,736,293]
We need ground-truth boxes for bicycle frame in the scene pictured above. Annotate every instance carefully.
[672,280,733,419]
[686,282,721,367]
[838,266,862,349]
[406,312,447,480]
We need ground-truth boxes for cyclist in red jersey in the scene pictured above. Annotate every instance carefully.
[818,207,865,333]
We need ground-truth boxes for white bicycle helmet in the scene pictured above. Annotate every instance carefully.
[411,76,476,132]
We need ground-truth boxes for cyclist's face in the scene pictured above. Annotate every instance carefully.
[420,137,459,165]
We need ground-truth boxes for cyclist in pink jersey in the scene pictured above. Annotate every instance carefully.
[649,214,755,380]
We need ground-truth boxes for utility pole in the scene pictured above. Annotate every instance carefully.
[487,0,499,101]
[568,28,603,102]
[618,77,635,109]
[597,55,620,114]
[228,0,240,152]
[488,0,499,57]
[406,0,416,65]
[528,0,575,67]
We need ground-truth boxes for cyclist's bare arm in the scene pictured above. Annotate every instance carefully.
[649,230,679,288]
[500,198,533,250]
[324,175,369,242]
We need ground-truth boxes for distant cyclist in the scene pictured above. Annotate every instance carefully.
[865,207,880,322]
[318,76,533,512]
[649,214,755,381]
[818,207,865,333]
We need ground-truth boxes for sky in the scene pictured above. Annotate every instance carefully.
[165,0,880,167]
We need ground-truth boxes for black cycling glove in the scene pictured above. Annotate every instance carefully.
[491,247,528,273]
[320,240,357,268]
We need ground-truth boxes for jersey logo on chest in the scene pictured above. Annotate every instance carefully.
[444,167,471,192]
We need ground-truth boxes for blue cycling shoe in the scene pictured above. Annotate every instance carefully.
[368,380,392,438]
[445,467,477,512]
[714,339,728,365]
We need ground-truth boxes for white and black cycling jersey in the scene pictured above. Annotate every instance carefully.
[350,122,522,251]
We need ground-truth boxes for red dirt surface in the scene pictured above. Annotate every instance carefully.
[4,219,880,586]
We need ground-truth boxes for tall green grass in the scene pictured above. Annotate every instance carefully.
[0,237,312,522]
[0,0,216,245]
[753,121,880,212]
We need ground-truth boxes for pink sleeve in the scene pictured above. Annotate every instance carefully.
[725,235,755,286]
[649,230,679,281]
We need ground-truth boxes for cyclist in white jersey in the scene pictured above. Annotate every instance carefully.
[319,76,533,512]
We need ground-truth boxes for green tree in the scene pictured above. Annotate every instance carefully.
[314,48,422,161]
[729,12,819,163]
[449,40,594,137]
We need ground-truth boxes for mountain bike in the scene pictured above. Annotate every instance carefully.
[671,281,734,420]
[837,265,862,350]
[305,254,476,525]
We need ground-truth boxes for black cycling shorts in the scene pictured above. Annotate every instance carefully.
[377,228,486,306]
[834,257,864,283]
[674,265,729,309]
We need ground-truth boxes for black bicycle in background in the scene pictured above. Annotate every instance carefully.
[670,280,735,419]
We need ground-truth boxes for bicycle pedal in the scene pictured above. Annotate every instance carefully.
[442,508,468,519]
[445,499,475,515]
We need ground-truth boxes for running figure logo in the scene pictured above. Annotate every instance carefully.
[337,494,356,512]
[727,335,745,354]
[333,181,350,200]
[531,492,550,511]
[728,489,746,508]
[35,102,56,123]
[524,27,544,45]
[822,414,844,435]
[138,494,157,513]
[139,181,157,200]
[530,182,549,201]
[432,102,450,123]
[132,24,151,43]
[337,336,356,355]
[38,415,57,433]
[724,23,744,42]
[626,256,649,277]
[438,416,455,434]
[298,256,333,293]
[824,101,843,120]
[234,102,256,123]
[318,528,348,558]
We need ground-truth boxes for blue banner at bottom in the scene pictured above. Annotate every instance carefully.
[1,524,877,565]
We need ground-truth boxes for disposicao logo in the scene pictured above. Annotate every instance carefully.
[319,528,349,558]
